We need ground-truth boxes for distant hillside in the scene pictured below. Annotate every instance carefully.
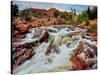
[19,8,58,18]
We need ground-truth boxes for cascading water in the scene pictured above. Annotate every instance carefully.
[13,25,97,74]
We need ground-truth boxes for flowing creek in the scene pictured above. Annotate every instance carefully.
[12,25,97,74]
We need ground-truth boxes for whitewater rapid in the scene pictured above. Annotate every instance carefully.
[13,26,90,74]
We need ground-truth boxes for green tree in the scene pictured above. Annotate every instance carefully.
[73,15,80,25]
[54,10,59,17]
[79,10,89,21]
[11,1,19,16]
[21,9,32,21]
[87,6,91,19]
[79,6,97,21]
[90,6,97,19]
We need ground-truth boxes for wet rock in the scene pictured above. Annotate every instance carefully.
[45,45,53,56]
[70,56,87,70]
[15,55,24,66]
[38,31,49,42]
[12,43,36,70]
[72,42,84,56]
[25,48,34,59]
[70,40,97,70]
[45,40,54,56]
[15,49,26,59]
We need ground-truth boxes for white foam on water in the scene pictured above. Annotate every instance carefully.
[13,25,96,74]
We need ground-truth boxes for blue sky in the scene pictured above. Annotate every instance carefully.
[13,1,95,13]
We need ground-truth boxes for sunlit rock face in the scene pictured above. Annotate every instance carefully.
[12,25,97,74]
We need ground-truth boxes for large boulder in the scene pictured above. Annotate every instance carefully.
[38,30,49,42]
